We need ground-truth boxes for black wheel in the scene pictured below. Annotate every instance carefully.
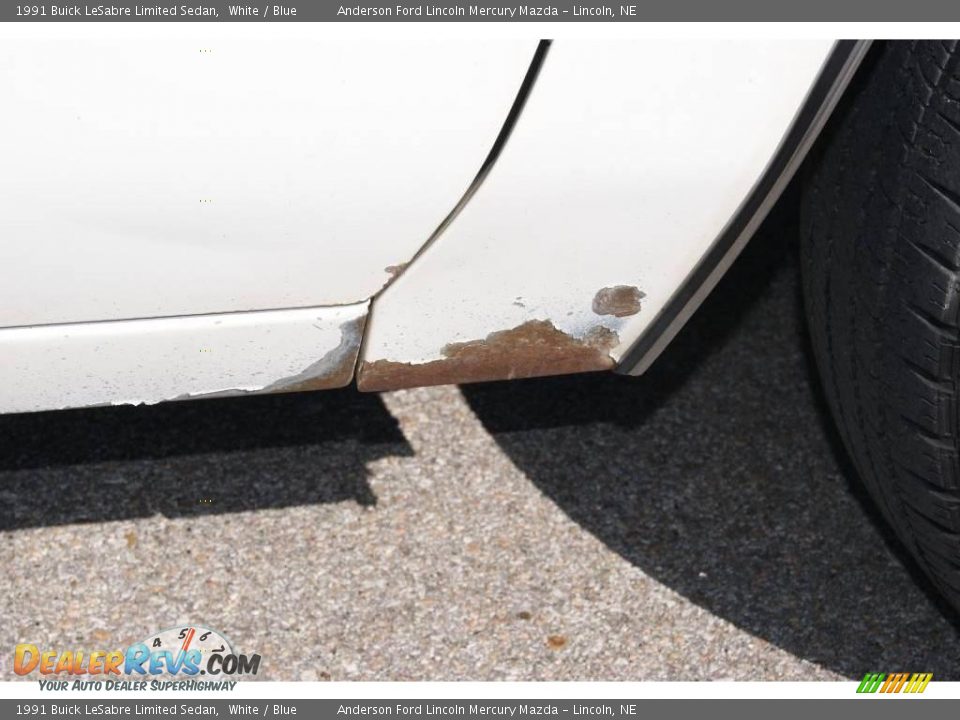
[802,40,960,610]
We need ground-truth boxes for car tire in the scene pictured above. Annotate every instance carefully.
[801,40,960,610]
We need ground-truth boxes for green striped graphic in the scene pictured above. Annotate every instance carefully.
[856,672,932,694]
[857,673,886,693]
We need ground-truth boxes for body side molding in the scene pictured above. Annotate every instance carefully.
[617,40,872,375]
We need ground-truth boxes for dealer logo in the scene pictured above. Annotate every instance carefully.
[14,625,260,679]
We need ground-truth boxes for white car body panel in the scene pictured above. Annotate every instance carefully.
[0,32,851,412]
[0,26,537,325]
[0,303,367,414]
[357,39,836,389]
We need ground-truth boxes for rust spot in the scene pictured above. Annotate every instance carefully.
[384,263,409,278]
[592,285,645,317]
[357,319,618,392]
[379,262,413,292]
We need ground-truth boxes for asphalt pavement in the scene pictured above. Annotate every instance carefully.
[3,200,960,681]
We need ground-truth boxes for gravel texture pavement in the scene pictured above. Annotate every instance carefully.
[3,201,959,681]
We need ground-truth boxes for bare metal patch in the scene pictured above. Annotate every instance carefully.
[592,285,645,317]
[263,314,366,394]
[357,319,618,392]
[172,315,366,401]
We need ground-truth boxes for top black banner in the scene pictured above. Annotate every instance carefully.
[2,0,957,21]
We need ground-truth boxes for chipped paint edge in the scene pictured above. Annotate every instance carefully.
[357,317,620,391]
[357,280,645,391]
[171,313,367,402]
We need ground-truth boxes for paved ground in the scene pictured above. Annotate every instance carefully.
[3,200,960,681]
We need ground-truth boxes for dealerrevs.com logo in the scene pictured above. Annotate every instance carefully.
[14,626,260,690]
[856,673,933,694]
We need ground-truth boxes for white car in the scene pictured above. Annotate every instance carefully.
[5,33,960,612]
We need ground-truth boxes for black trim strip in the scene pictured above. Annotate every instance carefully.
[378,39,552,288]
[475,40,552,184]
[616,40,869,376]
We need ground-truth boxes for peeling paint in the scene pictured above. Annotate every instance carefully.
[357,319,618,392]
[172,315,366,402]
[592,285,645,317]
[262,314,366,393]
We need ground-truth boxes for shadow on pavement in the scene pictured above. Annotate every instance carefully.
[462,196,960,678]
[4,187,959,678]
[0,390,411,530]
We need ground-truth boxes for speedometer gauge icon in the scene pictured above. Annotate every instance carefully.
[138,625,234,675]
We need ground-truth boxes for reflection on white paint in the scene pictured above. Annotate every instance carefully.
[0,25,537,326]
